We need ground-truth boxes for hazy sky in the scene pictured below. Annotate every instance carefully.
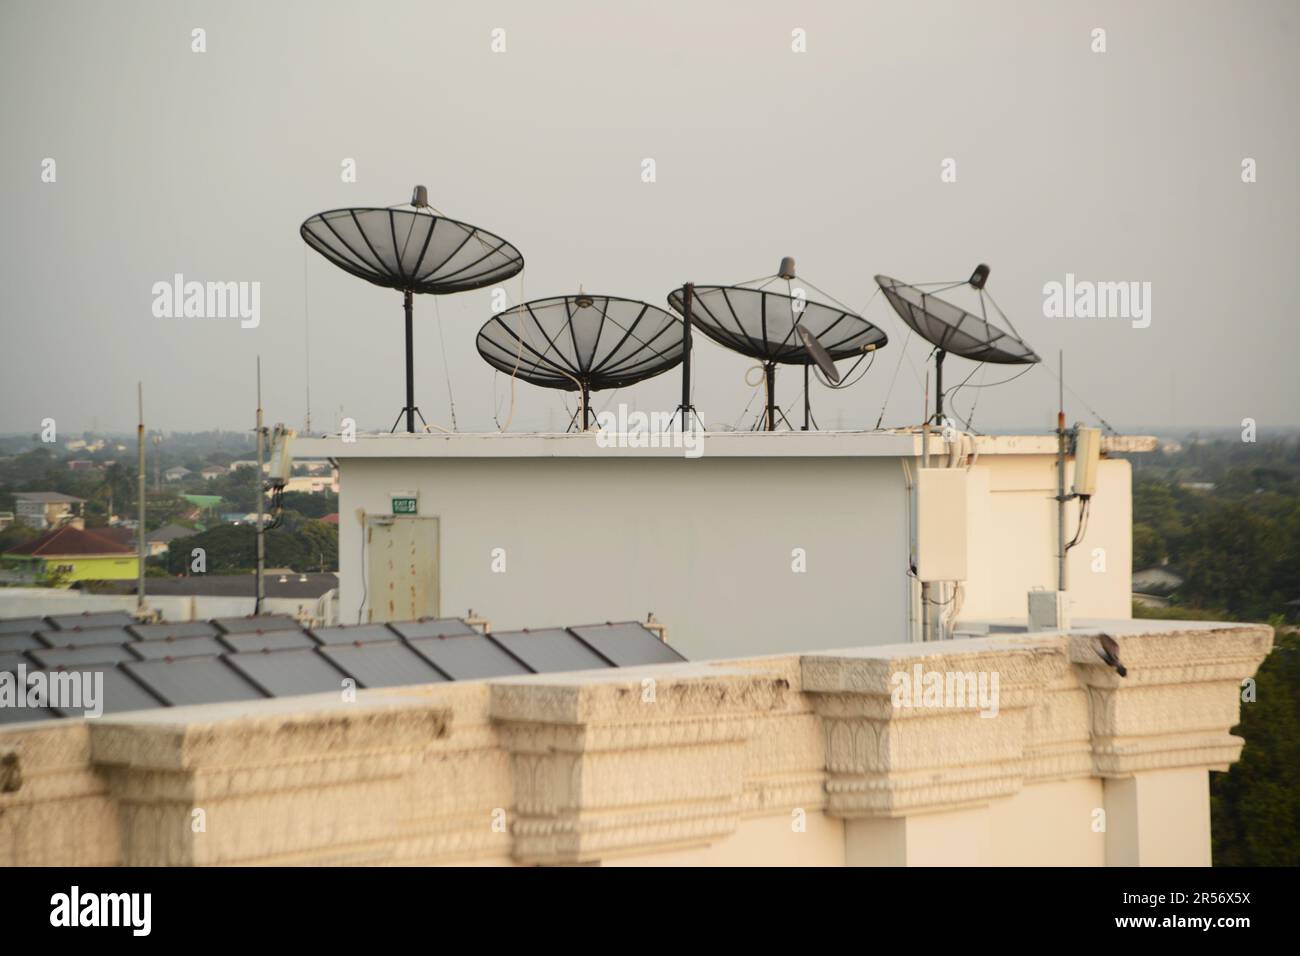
[2,0,1297,436]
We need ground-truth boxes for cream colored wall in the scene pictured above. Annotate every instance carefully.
[337,456,911,661]
[0,622,1270,868]
[960,456,1132,621]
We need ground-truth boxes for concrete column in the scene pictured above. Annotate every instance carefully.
[1104,767,1212,867]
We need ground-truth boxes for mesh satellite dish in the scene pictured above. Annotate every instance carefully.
[476,294,685,430]
[875,265,1040,423]
[667,258,887,430]
[301,185,525,432]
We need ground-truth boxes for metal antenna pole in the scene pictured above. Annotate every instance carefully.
[1057,350,1067,592]
[403,290,415,433]
[136,383,146,612]
[803,365,811,430]
[934,349,946,423]
[765,363,777,431]
[680,283,694,431]
[256,357,265,614]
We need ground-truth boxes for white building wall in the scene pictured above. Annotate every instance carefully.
[337,456,912,661]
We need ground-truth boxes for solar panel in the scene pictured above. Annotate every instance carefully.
[123,658,266,707]
[308,623,397,646]
[127,621,219,641]
[568,622,688,667]
[44,611,135,631]
[0,702,57,724]
[318,641,448,688]
[218,630,316,653]
[0,616,46,636]
[226,649,351,698]
[407,634,532,680]
[387,618,478,641]
[129,636,227,660]
[37,627,133,649]
[28,645,138,668]
[212,614,302,634]
[46,665,166,717]
[488,628,613,674]
[0,633,46,652]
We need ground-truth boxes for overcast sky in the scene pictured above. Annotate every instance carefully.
[2,0,1297,436]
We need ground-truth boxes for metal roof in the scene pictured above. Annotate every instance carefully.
[0,614,685,723]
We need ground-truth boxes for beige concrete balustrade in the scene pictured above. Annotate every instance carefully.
[0,620,1272,866]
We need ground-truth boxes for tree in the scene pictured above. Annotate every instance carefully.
[1212,626,1300,866]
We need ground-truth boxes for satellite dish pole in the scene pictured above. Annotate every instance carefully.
[679,282,695,432]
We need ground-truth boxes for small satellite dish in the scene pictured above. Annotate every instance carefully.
[875,267,1039,423]
[477,294,685,430]
[797,325,841,384]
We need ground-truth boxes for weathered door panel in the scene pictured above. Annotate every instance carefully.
[367,516,439,622]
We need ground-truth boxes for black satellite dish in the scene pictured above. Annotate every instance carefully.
[875,265,1039,423]
[476,294,685,431]
[301,185,525,433]
[667,258,887,431]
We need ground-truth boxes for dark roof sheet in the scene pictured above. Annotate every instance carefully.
[29,645,137,668]
[407,633,532,680]
[212,614,304,634]
[568,622,687,667]
[122,658,266,707]
[130,636,227,660]
[45,611,136,630]
[0,633,45,652]
[36,627,133,649]
[319,641,448,688]
[0,617,46,636]
[489,628,612,674]
[308,623,398,646]
[218,630,316,653]
[387,618,478,640]
[127,621,219,641]
[226,649,350,698]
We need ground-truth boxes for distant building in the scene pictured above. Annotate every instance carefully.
[164,466,192,482]
[319,513,339,525]
[145,523,195,557]
[0,512,13,530]
[90,526,135,549]
[1179,481,1216,493]
[228,460,262,473]
[182,494,224,512]
[1,525,139,584]
[283,473,337,495]
[13,491,86,530]
[200,465,228,480]
[66,459,96,472]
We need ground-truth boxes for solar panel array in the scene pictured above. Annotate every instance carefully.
[0,614,686,724]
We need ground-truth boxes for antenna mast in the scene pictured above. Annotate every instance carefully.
[136,383,146,611]
[1057,350,1067,593]
[255,357,265,614]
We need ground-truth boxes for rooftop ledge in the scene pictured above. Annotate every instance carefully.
[294,429,1157,461]
[0,619,1268,866]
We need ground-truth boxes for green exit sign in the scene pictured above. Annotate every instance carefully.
[391,495,418,515]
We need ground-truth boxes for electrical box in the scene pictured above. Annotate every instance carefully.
[1027,590,1070,632]
[916,468,968,582]
[1073,426,1101,497]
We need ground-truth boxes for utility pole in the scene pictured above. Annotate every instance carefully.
[1056,350,1067,593]
[255,358,266,615]
[136,383,147,611]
